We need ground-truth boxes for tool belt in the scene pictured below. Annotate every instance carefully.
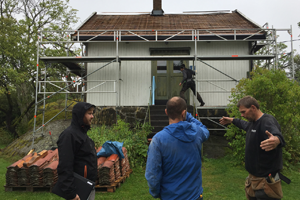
[245,174,283,199]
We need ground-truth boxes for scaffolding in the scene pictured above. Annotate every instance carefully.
[31,26,295,148]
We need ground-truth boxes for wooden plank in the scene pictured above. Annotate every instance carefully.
[4,185,52,192]
[95,169,132,193]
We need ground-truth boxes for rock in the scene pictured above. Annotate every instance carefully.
[1,119,71,157]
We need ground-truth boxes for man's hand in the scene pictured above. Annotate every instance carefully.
[219,116,233,125]
[260,130,280,151]
[179,82,182,86]
[71,194,80,200]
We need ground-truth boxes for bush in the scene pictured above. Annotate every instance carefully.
[225,68,300,168]
[88,118,153,169]
[0,127,14,146]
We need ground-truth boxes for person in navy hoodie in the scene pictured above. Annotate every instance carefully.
[145,96,209,200]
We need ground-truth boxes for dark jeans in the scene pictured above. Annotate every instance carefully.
[180,81,204,105]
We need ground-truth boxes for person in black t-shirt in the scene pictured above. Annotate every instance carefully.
[220,96,285,200]
[179,64,205,106]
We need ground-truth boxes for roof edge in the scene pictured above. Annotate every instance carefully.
[75,12,97,30]
[234,9,263,29]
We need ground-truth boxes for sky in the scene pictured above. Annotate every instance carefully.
[69,0,300,53]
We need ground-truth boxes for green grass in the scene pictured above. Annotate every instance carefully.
[0,155,299,200]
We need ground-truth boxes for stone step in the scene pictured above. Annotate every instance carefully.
[151,120,169,127]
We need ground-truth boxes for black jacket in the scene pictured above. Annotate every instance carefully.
[53,102,97,200]
[233,114,285,177]
[181,68,195,84]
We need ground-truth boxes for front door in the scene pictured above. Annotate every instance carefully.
[152,60,189,105]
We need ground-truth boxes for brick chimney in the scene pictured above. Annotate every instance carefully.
[151,0,164,16]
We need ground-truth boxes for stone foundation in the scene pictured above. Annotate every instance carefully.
[93,106,148,127]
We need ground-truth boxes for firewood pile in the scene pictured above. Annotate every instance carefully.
[5,146,131,190]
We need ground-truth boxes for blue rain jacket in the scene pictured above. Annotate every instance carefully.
[145,112,209,200]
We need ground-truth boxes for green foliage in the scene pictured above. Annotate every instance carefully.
[294,53,300,83]
[225,68,300,167]
[0,127,14,146]
[88,118,153,169]
[27,99,76,132]
[0,0,79,138]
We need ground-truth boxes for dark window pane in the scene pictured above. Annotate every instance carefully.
[173,60,183,73]
[157,60,167,73]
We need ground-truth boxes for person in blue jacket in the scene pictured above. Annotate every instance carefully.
[145,96,210,200]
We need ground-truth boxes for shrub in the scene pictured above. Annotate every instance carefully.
[225,68,300,168]
[88,118,153,169]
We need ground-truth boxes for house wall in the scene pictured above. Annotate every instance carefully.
[86,41,250,107]
[192,41,250,107]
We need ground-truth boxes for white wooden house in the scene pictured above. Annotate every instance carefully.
[71,0,272,107]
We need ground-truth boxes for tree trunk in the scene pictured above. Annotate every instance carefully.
[6,111,18,138]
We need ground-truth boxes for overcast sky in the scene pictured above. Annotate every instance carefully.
[69,0,300,53]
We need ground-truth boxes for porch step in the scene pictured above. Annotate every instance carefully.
[147,105,194,138]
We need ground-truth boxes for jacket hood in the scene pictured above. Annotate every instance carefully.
[71,102,95,130]
[163,121,198,143]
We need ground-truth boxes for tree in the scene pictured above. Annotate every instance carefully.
[225,68,300,167]
[254,26,300,81]
[0,0,78,138]
[294,53,300,82]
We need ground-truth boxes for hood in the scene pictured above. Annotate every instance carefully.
[71,102,95,130]
[163,121,198,143]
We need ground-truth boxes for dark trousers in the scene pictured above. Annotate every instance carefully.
[180,81,204,105]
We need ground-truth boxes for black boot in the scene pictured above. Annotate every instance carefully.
[197,93,205,106]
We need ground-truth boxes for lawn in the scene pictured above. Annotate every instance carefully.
[0,153,299,200]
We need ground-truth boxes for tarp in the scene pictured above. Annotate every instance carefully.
[97,141,124,159]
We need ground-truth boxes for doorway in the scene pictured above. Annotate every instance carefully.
[152,60,189,105]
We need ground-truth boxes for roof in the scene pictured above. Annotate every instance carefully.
[73,10,266,41]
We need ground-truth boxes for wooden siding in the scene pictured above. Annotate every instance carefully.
[86,41,249,106]
[191,41,249,107]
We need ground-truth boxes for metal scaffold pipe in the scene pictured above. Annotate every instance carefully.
[36,59,117,105]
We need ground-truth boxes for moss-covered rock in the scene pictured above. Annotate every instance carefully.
[0,119,71,157]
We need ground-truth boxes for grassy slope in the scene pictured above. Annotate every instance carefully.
[0,155,299,200]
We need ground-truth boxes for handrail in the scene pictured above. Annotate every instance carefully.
[152,76,155,105]
[144,83,153,126]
